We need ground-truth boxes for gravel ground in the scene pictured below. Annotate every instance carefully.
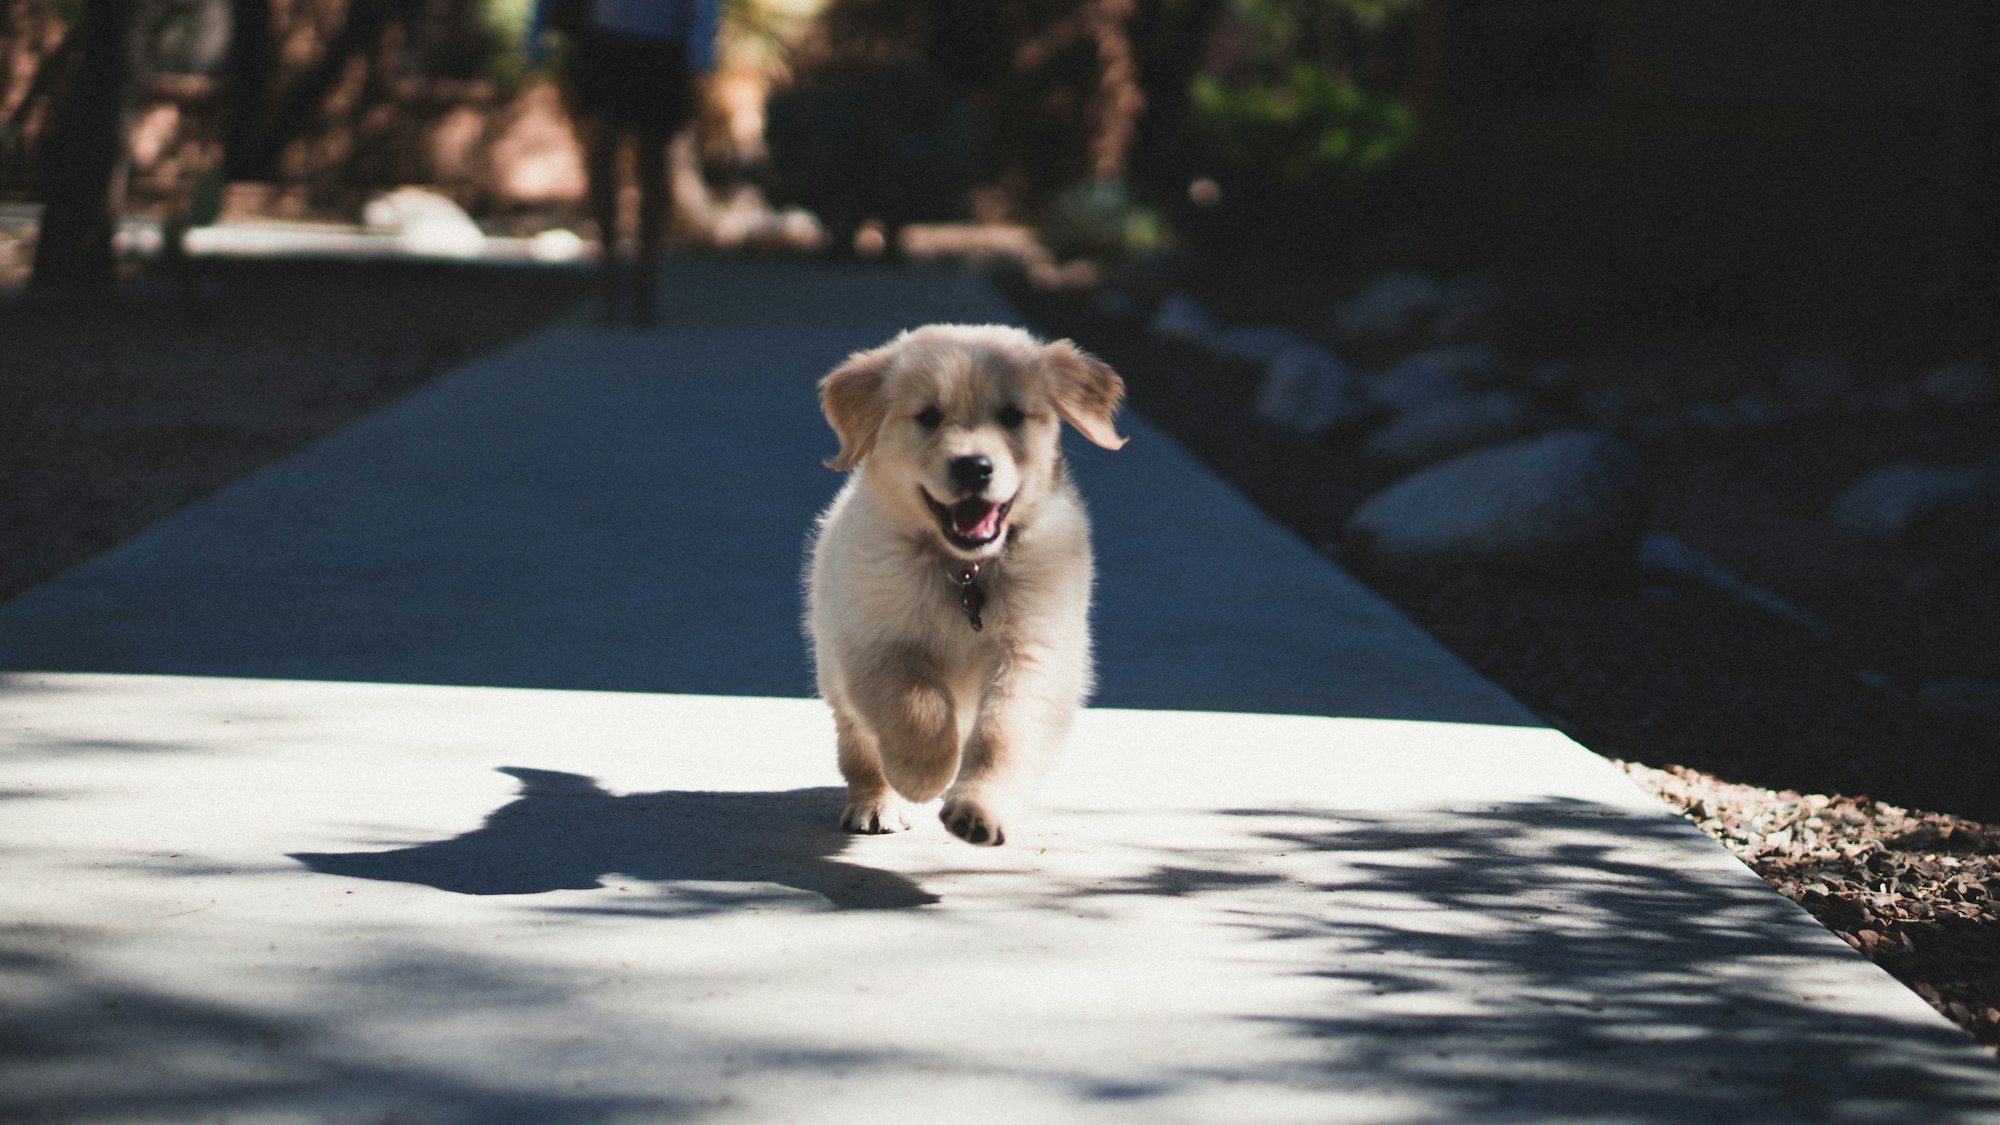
[2,247,1994,1053]
[1624,760,2000,1046]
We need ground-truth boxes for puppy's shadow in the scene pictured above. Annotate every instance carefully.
[292,767,937,912]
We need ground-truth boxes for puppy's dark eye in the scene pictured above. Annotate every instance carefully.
[998,406,1026,429]
[916,407,943,430]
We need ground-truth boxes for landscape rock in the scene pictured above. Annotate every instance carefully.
[1360,390,1551,468]
[1681,392,1792,434]
[362,187,485,258]
[1333,269,1446,345]
[1729,392,1791,428]
[1429,273,1508,344]
[1916,678,2000,736]
[1777,353,1856,410]
[1093,290,1144,323]
[1915,362,1999,410]
[1251,344,1372,436]
[1342,429,1648,575]
[1682,403,1737,433]
[1980,525,2000,569]
[1529,362,1580,393]
[1578,383,1634,429]
[1872,383,1921,414]
[1146,292,1216,342]
[528,228,587,262]
[1635,533,1829,635]
[1207,324,1311,366]
[1368,346,1506,414]
[1827,463,1987,543]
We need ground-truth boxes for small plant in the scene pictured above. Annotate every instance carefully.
[1040,178,1169,262]
[1188,63,1417,204]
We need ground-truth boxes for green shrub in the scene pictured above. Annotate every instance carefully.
[1190,63,1416,200]
[1040,178,1170,261]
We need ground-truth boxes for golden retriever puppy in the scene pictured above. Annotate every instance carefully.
[807,324,1126,846]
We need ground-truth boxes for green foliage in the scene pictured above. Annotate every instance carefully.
[1188,63,1416,199]
[719,0,826,74]
[1041,178,1170,261]
[1221,0,1419,74]
[487,0,538,48]
[479,0,540,85]
[1166,0,1422,255]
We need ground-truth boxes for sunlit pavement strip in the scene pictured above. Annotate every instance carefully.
[4,255,1999,1122]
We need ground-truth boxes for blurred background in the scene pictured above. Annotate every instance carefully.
[4,0,1993,324]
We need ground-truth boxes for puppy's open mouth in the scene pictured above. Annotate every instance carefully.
[923,491,1014,551]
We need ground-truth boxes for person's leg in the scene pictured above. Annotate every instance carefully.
[582,116,627,321]
[632,128,670,325]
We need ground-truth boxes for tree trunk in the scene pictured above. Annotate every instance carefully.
[1127,0,1223,199]
[221,0,397,189]
[221,0,276,182]
[30,0,140,290]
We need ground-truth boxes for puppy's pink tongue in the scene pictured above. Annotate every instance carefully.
[950,499,1001,540]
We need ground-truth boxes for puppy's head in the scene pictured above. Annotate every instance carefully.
[819,324,1126,560]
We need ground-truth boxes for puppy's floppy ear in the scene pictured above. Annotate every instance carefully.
[819,343,895,470]
[1043,339,1128,451]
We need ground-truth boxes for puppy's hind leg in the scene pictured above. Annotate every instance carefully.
[834,710,912,834]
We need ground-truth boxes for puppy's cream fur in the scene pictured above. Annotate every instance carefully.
[806,324,1125,846]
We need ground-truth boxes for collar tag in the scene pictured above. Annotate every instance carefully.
[954,563,985,632]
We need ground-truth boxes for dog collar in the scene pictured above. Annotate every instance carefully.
[953,562,985,632]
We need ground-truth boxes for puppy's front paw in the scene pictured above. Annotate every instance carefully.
[841,794,913,835]
[940,794,1009,847]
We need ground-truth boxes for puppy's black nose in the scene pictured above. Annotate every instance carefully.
[949,454,994,493]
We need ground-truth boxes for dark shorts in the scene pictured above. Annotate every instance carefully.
[570,30,695,137]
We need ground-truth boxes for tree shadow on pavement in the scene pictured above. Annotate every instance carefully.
[11,782,2000,1121]
[291,767,937,911]
[0,921,869,1125]
[1049,800,2000,1120]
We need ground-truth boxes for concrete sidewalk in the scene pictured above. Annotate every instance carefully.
[3,255,1997,1122]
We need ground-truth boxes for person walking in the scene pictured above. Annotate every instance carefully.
[531,0,721,324]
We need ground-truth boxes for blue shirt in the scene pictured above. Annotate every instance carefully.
[528,0,720,71]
